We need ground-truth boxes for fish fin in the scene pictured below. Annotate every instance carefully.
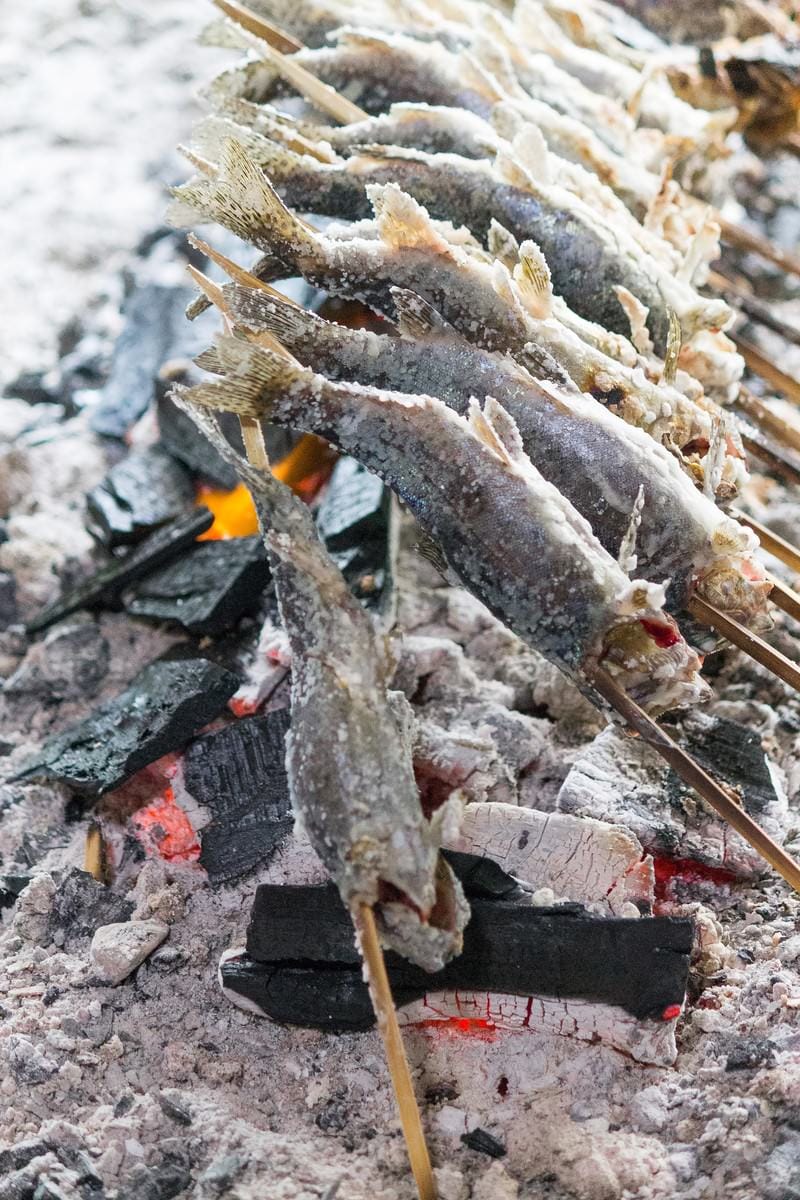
[367,183,452,254]
[460,51,508,103]
[516,342,576,389]
[185,335,304,419]
[191,116,313,174]
[467,397,524,466]
[390,287,454,340]
[660,309,681,385]
[510,126,552,186]
[169,138,319,264]
[514,241,553,319]
[225,283,321,348]
[195,345,225,375]
[493,147,536,191]
[415,531,451,581]
[487,220,520,271]
[613,286,653,356]
[490,101,524,143]
[617,485,645,576]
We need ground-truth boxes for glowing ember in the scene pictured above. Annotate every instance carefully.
[131,786,200,863]
[653,856,737,903]
[661,1004,682,1021]
[413,1016,499,1041]
[197,481,259,541]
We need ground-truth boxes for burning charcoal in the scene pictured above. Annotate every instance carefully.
[48,868,134,949]
[182,709,292,883]
[125,536,270,636]
[25,507,214,635]
[90,283,209,439]
[14,658,238,795]
[86,448,194,548]
[461,1129,506,1159]
[314,457,396,613]
[239,883,693,1025]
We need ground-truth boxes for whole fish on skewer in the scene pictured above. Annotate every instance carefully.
[168,142,742,492]
[175,400,469,972]
[222,282,771,637]
[189,116,729,356]
[178,331,710,716]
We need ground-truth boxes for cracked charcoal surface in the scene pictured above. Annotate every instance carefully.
[13,659,239,795]
[125,536,270,637]
[86,448,194,548]
[182,710,293,884]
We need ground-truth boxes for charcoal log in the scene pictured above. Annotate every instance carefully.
[242,883,693,1024]
[13,658,238,795]
[25,508,213,635]
[86,448,194,547]
[183,709,292,884]
[125,536,269,636]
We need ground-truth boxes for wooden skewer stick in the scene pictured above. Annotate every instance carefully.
[84,823,105,883]
[734,387,800,456]
[591,667,800,892]
[767,574,800,624]
[188,235,300,304]
[732,508,800,575]
[235,24,368,124]
[232,405,437,1200]
[740,429,800,488]
[213,0,302,53]
[708,269,800,351]
[716,214,800,282]
[353,903,438,1200]
[735,336,800,407]
[688,593,800,694]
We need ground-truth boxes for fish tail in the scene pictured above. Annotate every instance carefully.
[169,138,320,265]
[186,335,305,420]
[224,283,327,351]
[366,182,452,253]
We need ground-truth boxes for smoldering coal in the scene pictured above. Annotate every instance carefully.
[182,708,292,884]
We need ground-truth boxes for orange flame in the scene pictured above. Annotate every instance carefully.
[197,434,335,540]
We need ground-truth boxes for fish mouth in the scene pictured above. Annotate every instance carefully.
[693,556,774,636]
[598,614,710,716]
[375,858,469,973]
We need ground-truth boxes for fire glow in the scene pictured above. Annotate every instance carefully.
[131,786,201,863]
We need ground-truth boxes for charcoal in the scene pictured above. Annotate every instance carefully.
[724,1036,776,1071]
[125,536,270,636]
[86,448,194,547]
[0,874,32,911]
[13,658,239,795]
[238,883,694,1027]
[122,1162,191,1200]
[0,572,18,631]
[48,869,133,948]
[441,849,528,901]
[157,1094,193,1127]
[0,1142,52,1174]
[182,709,292,883]
[25,507,213,635]
[676,715,778,814]
[0,1170,36,1200]
[90,282,211,439]
[315,457,395,612]
[461,1129,506,1159]
[156,388,240,490]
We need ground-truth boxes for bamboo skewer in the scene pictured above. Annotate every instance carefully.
[767,574,800,623]
[734,387,800,456]
[708,269,800,351]
[591,668,800,892]
[735,336,800,406]
[732,508,800,575]
[213,0,303,53]
[188,235,301,305]
[716,215,800,281]
[688,594,800,693]
[353,903,438,1200]
[235,26,368,124]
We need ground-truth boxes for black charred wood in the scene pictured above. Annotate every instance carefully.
[221,954,378,1032]
[90,283,211,439]
[241,883,693,1025]
[156,388,241,490]
[86,448,194,547]
[13,658,238,796]
[48,868,134,949]
[460,1129,506,1159]
[677,716,778,815]
[124,536,269,636]
[0,874,31,911]
[315,457,395,612]
[25,507,213,635]
[183,710,292,884]
[441,849,529,901]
